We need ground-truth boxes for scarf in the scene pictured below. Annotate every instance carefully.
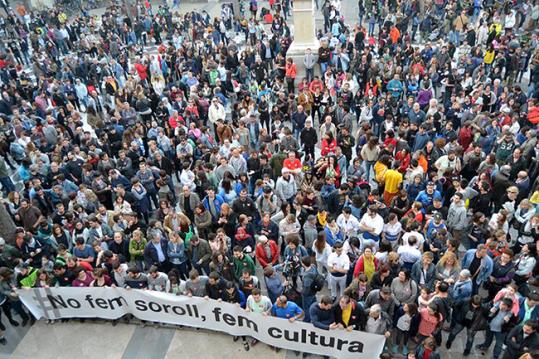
[364,256,375,281]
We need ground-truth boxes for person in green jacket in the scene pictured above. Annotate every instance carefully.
[128,229,147,271]
[232,245,255,280]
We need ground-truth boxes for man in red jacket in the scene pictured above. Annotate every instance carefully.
[255,235,279,268]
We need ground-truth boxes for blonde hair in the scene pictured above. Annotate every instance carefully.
[438,252,460,270]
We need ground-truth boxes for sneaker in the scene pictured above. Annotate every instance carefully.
[233,336,239,342]
[9,320,19,327]
[476,345,487,351]
[243,342,250,351]
[403,346,408,355]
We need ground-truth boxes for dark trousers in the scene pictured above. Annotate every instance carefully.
[171,262,190,281]
[480,330,506,359]
[448,323,477,352]
[2,300,30,323]
[302,294,316,322]
[304,145,315,162]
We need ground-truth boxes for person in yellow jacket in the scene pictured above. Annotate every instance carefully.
[382,162,403,205]
[374,155,391,190]
[484,46,496,65]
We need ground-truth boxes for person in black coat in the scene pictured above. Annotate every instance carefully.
[153,152,175,177]
[109,232,131,263]
[325,184,349,214]
[503,320,539,359]
[332,295,367,331]
[300,118,318,161]
[446,295,489,355]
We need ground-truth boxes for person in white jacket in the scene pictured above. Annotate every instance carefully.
[74,78,88,111]
[208,97,226,132]
[275,169,297,204]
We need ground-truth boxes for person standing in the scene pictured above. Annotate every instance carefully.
[461,244,494,295]
[327,241,350,301]
[300,256,319,322]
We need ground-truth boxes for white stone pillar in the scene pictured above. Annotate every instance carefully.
[287,0,320,82]
[288,0,319,55]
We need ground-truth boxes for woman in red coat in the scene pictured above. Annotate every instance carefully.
[321,132,337,156]
[353,246,379,282]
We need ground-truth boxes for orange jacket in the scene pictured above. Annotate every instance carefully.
[418,154,428,173]
[390,27,400,44]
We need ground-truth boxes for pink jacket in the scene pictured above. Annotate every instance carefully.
[493,289,520,316]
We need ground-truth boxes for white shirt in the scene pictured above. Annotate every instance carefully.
[180,170,196,191]
[312,242,332,267]
[397,245,422,264]
[327,252,350,275]
[359,213,384,235]
[402,231,425,250]
[336,214,361,236]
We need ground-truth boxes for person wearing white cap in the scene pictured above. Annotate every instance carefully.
[255,235,279,269]
[275,168,297,205]
[450,269,473,305]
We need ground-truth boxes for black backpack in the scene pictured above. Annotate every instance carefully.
[310,273,326,292]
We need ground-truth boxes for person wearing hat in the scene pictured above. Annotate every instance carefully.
[450,269,473,304]
[255,235,279,269]
[415,181,442,208]
[326,241,350,300]
[275,168,297,205]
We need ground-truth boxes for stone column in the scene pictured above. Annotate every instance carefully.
[286,0,319,83]
[288,0,319,55]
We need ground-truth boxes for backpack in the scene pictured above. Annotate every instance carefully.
[310,273,326,292]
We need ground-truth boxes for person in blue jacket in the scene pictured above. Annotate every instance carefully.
[415,181,442,208]
[461,244,494,295]
[202,187,226,221]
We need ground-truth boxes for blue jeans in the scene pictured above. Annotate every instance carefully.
[0,176,15,196]
[302,294,317,322]
[480,330,506,359]
[306,68,314,83]
[320,62,328,75]
[364,161,375,182]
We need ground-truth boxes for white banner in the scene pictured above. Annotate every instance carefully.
[17,287,385,358]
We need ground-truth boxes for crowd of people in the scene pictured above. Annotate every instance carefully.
[0,0,538,357]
